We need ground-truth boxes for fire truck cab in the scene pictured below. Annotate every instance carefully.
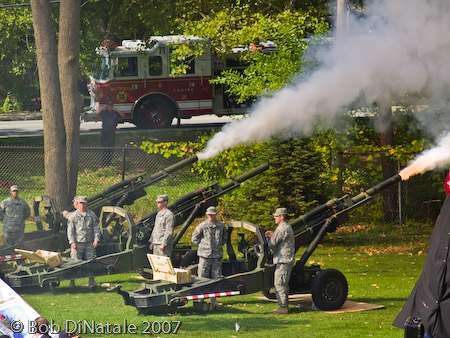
[85,35,249,128]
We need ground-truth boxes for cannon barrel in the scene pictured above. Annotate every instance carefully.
[289,174,402,267]
[290,174,401,253]
[145,155,199,182]
[168,162,270,214]
[87,176,144,204]
[76,155,199,213]
[352,174,401,204]
[137,162,269,228]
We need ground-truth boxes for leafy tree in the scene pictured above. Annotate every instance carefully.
[0,5,37,110]
[174,6,329,101]
[218,137,332,229]
[141,135,331,229]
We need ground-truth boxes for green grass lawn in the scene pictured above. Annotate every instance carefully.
[18,219,433,338]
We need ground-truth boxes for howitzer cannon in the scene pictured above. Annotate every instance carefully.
[4,163,269,287]
[75,155,199,215]
[0,156,197,259]
[116,174,402,314]
[133,162,269,262]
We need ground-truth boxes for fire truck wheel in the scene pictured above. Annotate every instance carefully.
[180,249,198,268]
[311,268,348,311]
[137,98,175,129]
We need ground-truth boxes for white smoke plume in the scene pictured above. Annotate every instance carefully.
[197,0,450,161]
[399,131,450,180]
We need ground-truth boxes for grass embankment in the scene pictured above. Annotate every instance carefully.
[19,220,433,338]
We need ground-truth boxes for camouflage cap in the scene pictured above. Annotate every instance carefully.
[155,194,169,202]
[273,207,288,217]
[10,185,19,191]
[75,196,88,203]
[206,206,217,215]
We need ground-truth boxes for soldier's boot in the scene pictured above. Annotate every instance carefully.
[88,277,97,289]
[69,280,75,288]
[273,306,289,314]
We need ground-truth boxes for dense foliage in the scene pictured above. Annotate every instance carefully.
[0,6,37,110]
[142,134,331,229]
[174,7,329,101]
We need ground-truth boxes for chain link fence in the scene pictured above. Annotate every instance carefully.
[335,152,445,225]
[0,146,205,219]
[0,146,446,225]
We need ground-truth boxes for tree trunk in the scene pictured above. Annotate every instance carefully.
[378,104,398,223]
[58,0,81,201]
[30,0,69,208]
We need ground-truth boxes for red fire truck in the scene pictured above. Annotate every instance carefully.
[85,35,254,128]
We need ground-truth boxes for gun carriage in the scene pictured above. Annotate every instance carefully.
[0,156,199,259]
[4,163,269,288]
[114,175,402,314]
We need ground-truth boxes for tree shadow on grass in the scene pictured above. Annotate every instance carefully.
[174,311,311,334]
[140,304,312,335]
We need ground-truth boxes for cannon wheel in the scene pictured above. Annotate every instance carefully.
[179,249,198,268]
[311,268,348,311]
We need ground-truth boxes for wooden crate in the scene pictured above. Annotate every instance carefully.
[147,254,191,284]
[36,249,63,268]
[15,249,63,269]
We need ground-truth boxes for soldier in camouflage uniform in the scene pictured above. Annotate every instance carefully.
[265,207,295,314]
[67,196,101,288]
[191,206,228,279]
[149,194,175,257]
[0,185,30,247]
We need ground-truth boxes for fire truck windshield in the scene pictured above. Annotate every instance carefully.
[91,56,111,81]
[99,57,111,80]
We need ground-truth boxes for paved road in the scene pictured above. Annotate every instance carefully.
[0,115,238,137]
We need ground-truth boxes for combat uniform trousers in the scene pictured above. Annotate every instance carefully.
[153,244,172,257]
[69,242,97,287]
[70,242,96,260]
[274,261,294,307]
[4,230,24,247]
[198,257,222,279]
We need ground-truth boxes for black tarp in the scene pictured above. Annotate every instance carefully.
[393,194,450,337]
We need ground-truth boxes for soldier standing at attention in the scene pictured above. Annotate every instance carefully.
[191,206,228,279]
[0,185,30,247]
[265,207,295,314]
[67,196,101,288]
[149,194,175,257]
